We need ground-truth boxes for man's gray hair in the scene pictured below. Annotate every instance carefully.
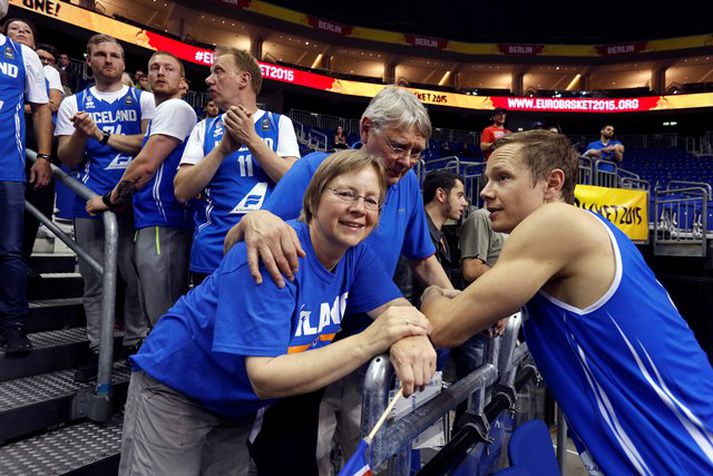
[361,86,432,140]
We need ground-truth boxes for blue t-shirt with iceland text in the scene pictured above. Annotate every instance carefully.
[130,219,401,419]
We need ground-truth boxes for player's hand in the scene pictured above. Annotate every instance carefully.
[389,334,437,397]
[420,285,460,305]
[29,159,52,190]
[487,317,508,337]
[241,210,306,287]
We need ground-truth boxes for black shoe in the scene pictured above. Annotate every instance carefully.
[1,325,33,355]
[74,349,99,382]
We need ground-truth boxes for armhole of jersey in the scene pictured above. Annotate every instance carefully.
[537,211,623,316]
[203,117,216,153]
[134,88,142,117]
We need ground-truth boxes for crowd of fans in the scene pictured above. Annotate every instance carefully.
[2,3,710,475]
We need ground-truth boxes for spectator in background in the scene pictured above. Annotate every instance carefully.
[86,51,197,326]
[121,72,134,87]
[480,107,511,160]
[174,47,300,285]
[133,68,145,84]
[584,124,624,162]
[333,124,348,149]
[0,0,52,353]
[59,52,78,93]
[179,76,190,99]
[418,170,468,298]
[203,99,219,118]
[137,73,150,91]
[531,120,546,130]
[56,34,155,381]
[2,19,62,270]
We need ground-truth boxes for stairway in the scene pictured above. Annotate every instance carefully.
[0,249,127,475]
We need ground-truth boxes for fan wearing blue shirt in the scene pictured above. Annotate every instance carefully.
[224,86,452,475]
[584,124,624,163]
[86,51,197,326]
[174,47,300,284]
[0,0,52,354]
[56,34,155,382]
[118,149,436,476]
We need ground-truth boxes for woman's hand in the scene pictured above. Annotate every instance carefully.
[360,306,432,356]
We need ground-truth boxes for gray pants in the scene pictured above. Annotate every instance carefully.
[119,371,253,476]
[74,217,146,349]
[134,226,191,325]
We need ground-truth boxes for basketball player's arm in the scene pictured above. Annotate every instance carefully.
[85,134,182,214]
[224,105,297,182]
[422,206,574,347]
[245,302,431,398]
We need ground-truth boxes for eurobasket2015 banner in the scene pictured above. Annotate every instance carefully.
[574,185,649,241]
[11,0,713,114]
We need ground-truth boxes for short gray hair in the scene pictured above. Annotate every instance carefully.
[361,86,432,140]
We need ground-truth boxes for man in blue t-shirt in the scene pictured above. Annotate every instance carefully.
[423,130,713,475]
[86,51,196,325]
[0,0,53,353]
[225,86,452,474]
[584,124,624,163]
[174,47,299,285]
[56,34,155,381]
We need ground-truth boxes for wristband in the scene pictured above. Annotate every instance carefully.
[101,192,115,209]
[36,153,50,161]
[99,130,110,145]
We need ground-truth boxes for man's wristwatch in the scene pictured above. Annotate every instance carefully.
[36,153,50,161]
[99,130,110,145]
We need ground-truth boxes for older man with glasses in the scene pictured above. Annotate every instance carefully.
[224,85,450,475]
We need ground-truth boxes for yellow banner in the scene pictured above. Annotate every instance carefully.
[574,185,649,241]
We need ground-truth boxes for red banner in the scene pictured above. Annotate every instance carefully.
[404,35,448,49]
[595,41,649,56]
[306,15,353,36]
[497,44,545,56]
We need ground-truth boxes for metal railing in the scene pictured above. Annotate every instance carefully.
[654,182,710,257]
[25,150,118,423]
[593,159,619,188]
[361,313,534,474]
[578,156,593,186]
[307,129,329,151]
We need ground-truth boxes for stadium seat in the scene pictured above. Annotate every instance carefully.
[507,419,560,476]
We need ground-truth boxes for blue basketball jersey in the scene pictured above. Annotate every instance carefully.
[190,111,281,273]
[524,212,713,474]
[133,120,192,230]
[73,87,144,218]
[0,36,27,182]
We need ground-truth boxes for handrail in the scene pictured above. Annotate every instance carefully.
[667,180,712,198]
[361,314,527,474]
[25,150,118,422]
[653,186,708,257]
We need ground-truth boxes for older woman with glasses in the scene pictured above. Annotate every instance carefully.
[118,149,436,476]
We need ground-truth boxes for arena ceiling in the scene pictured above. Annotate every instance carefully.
[263,0,713,44]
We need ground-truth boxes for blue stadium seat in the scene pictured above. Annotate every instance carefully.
[507,420,560,476]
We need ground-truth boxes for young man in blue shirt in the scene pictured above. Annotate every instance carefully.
[86,51,197,325]
[56,34,155,381]
[584,124,624,162]
[423,130,713,474]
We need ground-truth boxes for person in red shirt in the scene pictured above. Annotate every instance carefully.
[480,107,511,160]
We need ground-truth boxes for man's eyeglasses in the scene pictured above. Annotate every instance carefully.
[380,132,423,163]
[325,187,381,211]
